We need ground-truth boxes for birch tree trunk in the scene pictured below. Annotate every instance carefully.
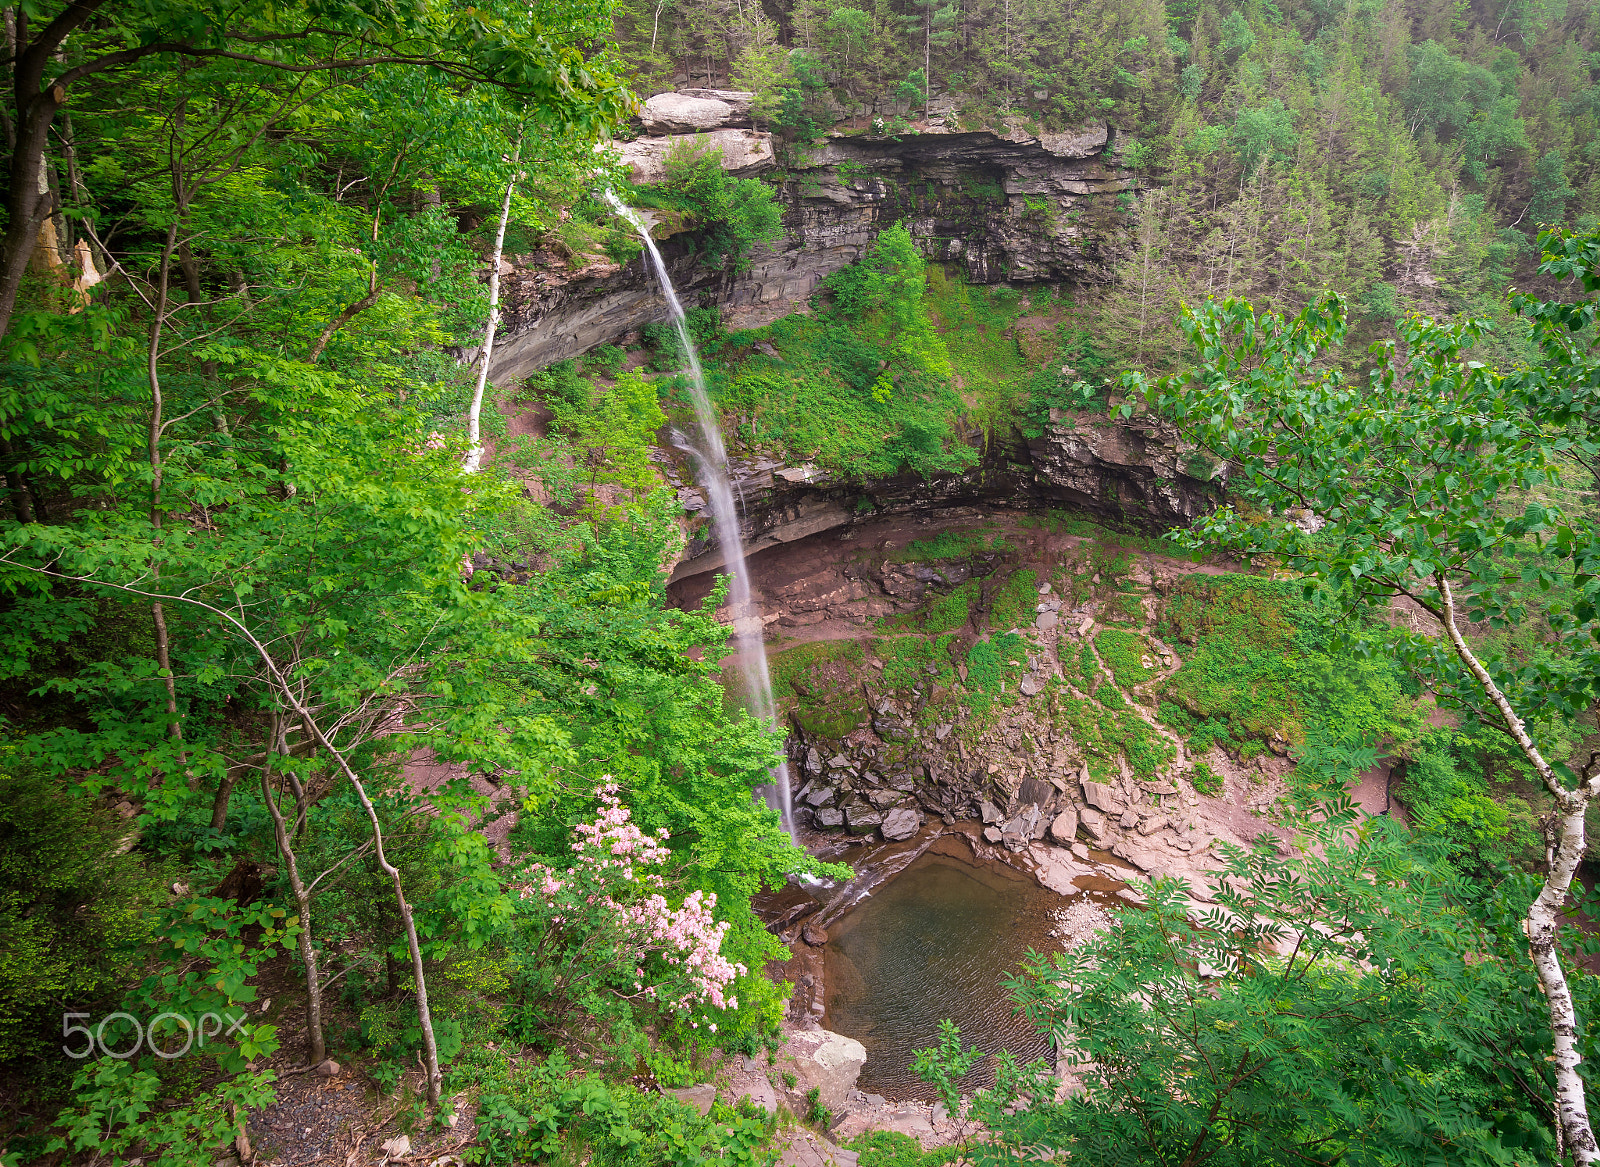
[1439,576,1597,1163]
[147,224,184,751]
[258,712,326,1065]
[464,136,522,475]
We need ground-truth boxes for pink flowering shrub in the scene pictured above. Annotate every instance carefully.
[509,780,746,1050]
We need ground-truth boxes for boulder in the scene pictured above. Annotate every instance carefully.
[980,799,1003,824]
[1018,779,1054,808]
[1137,814,1170,836]
[805,785,838,808]
[867,789,901,809]
[1081,778,1118,813]
[815,807,844,829]
[881,807,922,840]
[668,1084,718,1115]
[1048,808,1078,843]
[805,747,823,774]
[784,1029,867,1116]
[1019,674,1044,695]
[802,924,829,946]
[982,825,1004,843]
[616,129,775,184]
[1034,610,1058,632]
[641,91,751,133]
[844,805,884,834]
[678,88,757,116]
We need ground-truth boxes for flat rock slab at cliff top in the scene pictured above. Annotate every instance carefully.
[618,129,775,184]
[640,91,754,133]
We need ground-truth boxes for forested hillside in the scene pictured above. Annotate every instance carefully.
[6,0,1600,1162]
[615,0,1600,369]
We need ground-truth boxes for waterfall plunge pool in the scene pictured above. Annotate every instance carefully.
[822,851,1070,1101]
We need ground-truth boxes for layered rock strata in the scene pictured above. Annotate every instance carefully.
[487,93,1133,383]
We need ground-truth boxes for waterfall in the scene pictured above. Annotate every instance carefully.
[605,193,796,841]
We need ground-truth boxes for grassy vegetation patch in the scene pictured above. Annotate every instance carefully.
[989,568,1040,632]
[964,632,1030,717]
[848,1130,959,1167]
[1095,628,1156,690]
[915,580,982,634]
[891,528,1009,562]
[1190,760,1224,795]
[770,640,869,738]
[873,633,959,693]
[1053,687,1174,781]
[1157,574,1423,762]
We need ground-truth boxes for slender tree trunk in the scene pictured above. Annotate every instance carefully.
[1439,576,1598,1164]
[259,712,326,1065]
[1,436,35,523]
[345,771,442,1104]
[308,204,382,363]
[147,224,183,750]
[464,136,522,475]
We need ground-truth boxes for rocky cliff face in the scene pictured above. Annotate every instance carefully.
[487,114,1132,384]
[663,412,1220,586]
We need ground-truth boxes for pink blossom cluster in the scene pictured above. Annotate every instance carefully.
[519,780,746,1017]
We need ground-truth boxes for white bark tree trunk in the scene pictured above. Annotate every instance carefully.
[1439,576,1597,1163]
[464,137,522,475]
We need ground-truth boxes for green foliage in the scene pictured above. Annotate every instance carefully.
[963,632,1030,717]
[771,640,870,737]
[701,313,973,480]
[48,1057,278,1167]
[1189,759,1223,794]
[849,1130,958,1167]
[645,139,785,274]
[987,569,1038,632]
[0,751,166,1062]
[1093,628,1154,689]
[919,810,1578,1164]
[1158,574,1420,762]
[470,1050,778,1166]
[892,528,1009,562]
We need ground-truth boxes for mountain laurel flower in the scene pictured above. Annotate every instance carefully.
[516,778,744,1017]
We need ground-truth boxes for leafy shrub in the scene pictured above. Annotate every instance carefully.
[0,758,166,1062]
[1190,760,1223,795]
[849,1129,959,1167]
[583,344,628,377]
[989,569,1039,631]
[642,139,784,274]
[1095,628,1155,690]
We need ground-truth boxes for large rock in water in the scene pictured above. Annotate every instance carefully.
[617,129,776,184]
[880,807,922,840]
[640,91,754,133]
[783,1029,867,1116]
[1049,808,1079,843]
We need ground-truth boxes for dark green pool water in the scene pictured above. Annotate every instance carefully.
[823,852,1061,1100]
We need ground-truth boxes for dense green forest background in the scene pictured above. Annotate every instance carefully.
[614,0,1600,373]
[4,0,1600,1161]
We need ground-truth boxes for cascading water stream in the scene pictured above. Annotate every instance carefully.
[606,192,796,841]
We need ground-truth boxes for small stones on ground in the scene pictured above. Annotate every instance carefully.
[1039,582,1051,594]
[934,723,953,740]
[1048,899,1112,946]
